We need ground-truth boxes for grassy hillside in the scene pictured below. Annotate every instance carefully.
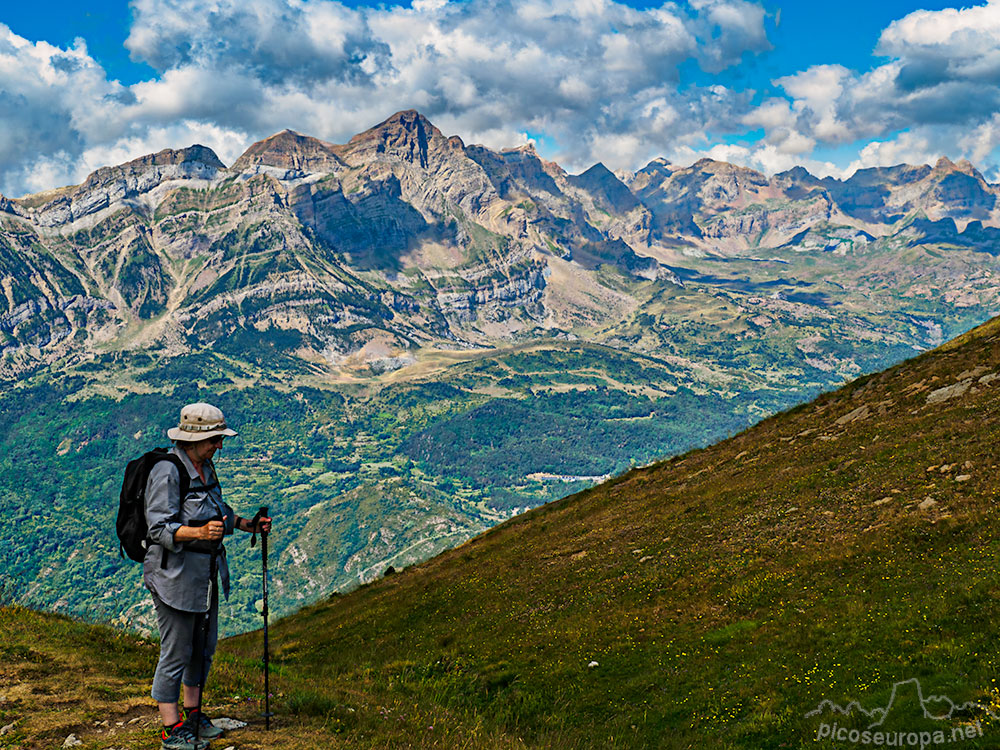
[0,605,159,749]
[8,316,1000,748]
[222,312,1000,748]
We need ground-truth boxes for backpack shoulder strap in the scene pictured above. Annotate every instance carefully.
[148,451,191,501]
[147,452,191,570]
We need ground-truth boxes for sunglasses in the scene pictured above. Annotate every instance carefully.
[207,436,225,446]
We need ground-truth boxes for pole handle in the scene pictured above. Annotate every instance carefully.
[250,506,269,547]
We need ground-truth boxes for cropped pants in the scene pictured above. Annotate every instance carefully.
[150,586,219,704]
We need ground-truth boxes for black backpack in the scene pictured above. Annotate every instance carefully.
[117,448,189,561]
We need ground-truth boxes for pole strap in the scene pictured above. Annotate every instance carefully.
[249,507,267,548]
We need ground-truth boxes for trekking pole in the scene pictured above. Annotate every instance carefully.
[250,506,272,730]
[195,542,219,743]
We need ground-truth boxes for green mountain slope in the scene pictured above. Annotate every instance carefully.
[8,312,1000,748]
[211,312,1000,748]
[0,340,804,636]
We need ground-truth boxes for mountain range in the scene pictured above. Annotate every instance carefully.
[6,109,1000,381]
[4,110,1000,632]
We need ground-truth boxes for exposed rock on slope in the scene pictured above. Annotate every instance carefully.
[230,129,345,174]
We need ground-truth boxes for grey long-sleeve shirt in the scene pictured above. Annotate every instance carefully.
[142,446,235,613]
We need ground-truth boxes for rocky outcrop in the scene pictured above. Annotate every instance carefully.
[0,195,25,219]
[497,145,567,200]
[631,158,776,238]
[570,163,639,213]
[231,129,345,175]
[812,158,999,226]
[17,146,225,229]
[433,261,547,323]
[924,159,996,221]
[771,166,826,199]
[701,195,836,246]
[336,110,458,170]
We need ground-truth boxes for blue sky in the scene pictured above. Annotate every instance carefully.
[0,1,962,87]
[0,0,997,195]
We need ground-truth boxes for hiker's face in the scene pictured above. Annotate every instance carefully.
[190,436,222,463]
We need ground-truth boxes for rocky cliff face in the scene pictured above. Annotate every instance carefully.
[5,110,1000,380]
[25,146,225,230]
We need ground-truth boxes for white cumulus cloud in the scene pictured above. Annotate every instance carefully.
[744,0,1000,176]
[0,0,773,195]
[11,0,1000,195]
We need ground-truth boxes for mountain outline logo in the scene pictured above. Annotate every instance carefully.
[805,677,999,730]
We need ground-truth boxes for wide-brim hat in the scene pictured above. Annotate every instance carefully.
[166,402,238,442]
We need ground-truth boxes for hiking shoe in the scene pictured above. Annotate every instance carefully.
[160,722,210,750]
[182,709,225,740]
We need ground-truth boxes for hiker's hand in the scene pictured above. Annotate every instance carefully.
[202,518,226,542]
[245,515,272,534]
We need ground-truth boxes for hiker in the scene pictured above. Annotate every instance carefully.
[144,402,272,749]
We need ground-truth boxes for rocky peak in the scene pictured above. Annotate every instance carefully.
[628,158,673,192]
[771,166,825,200]
[231,130,343,174]
[775,166,820,183]
[643,157,671,171]
[614,168,636,185]
[0,195,21,218]
[934,156,957,173]
[381,109,439,132]
[569,162,638,212]
[827,158,998,225]
[338,109,447,169]
[689,158,767,183]
[660,159,770,205]
[502,144,565,176]
[923,161,997,219]
[955,158,977,175]
[12,145,226,225]
[691,157,720,170]
[148,144,224,169]
[845,163,933,188]
[498,145,564,197]
[80,145,225,190]
[101,144,223,173]
[929,155,983,181]
[575,162,616,180]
